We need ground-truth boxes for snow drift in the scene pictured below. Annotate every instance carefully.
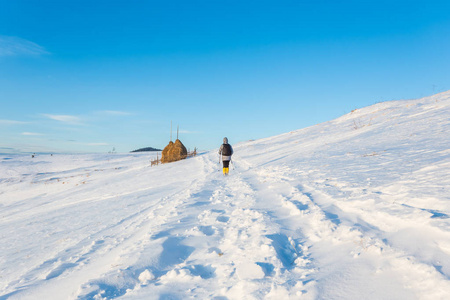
[1,91,450,299]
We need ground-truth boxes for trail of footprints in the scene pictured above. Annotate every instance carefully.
[19,161,362,299]
[184,172,317,297]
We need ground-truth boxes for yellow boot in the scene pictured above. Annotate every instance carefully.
[223,167,229,175]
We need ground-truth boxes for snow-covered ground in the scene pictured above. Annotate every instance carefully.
[1,91,450,299]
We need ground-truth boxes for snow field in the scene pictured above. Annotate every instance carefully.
[1,91,450,299]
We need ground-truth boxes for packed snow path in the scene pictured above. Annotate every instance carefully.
[1,91,450,299]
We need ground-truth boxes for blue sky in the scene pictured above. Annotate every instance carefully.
[1,0,450,153]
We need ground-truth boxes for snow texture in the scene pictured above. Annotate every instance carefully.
[1,91,450,299]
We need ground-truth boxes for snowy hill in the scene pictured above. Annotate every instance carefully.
[1,91,450,299]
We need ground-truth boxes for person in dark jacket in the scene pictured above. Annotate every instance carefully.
[218,137,233,175]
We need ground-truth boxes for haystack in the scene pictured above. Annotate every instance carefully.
[161,139,187,163]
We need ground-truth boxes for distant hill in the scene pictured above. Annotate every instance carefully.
[131,147,162,153]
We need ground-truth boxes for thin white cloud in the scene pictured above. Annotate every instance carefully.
[43,114,82,124]
[0,35,49,57]
[0,119,27,125]
[22,132,44,136]
[101,110,133,116]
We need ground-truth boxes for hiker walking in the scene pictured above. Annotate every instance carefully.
[219,137,233,175]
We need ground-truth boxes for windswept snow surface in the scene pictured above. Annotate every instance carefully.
[1,92,450,299]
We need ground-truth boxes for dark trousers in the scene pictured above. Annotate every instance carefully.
[222,160,230,168]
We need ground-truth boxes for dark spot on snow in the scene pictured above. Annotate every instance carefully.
[429,211,449,219]
[81,282,130,300]
[267,234,297,270]
[189,201,209,207]
[324,211,341,225]
[198,225,215,236]
[432,265,450,279]
[216,216,229,223]
[256,262,275,277]
[184,264,216,279]
[158,237,195,270]
[292,201,308,211]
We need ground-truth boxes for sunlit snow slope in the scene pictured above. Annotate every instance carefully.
[1,91,450,299]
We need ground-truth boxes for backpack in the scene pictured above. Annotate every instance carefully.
[222,144,232,156]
